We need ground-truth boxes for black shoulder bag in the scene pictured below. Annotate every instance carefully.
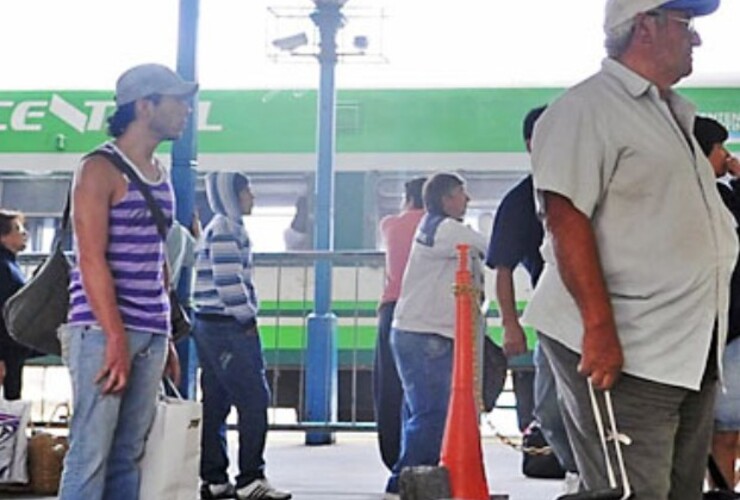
[3,195,71,356]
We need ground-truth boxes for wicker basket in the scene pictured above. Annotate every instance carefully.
[27,431,68,495]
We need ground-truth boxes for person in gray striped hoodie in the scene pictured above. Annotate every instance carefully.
[193,171,291,500]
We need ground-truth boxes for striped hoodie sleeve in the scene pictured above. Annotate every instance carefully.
[194,215,258,324]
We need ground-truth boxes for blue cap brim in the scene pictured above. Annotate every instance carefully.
[661,0,720,16]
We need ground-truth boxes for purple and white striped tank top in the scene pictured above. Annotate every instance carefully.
[68,143,173,334]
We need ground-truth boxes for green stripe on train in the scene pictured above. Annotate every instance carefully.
[0,88,736,153]
[259,324,535,350]
[258,297,538,367]
[259,324,535,367]
[27,323,535,368]
[30,300,537,368]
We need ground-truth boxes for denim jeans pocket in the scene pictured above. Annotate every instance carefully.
[423,335,452,361]
[57,324,73,365]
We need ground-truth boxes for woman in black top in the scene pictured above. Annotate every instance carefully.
[0,209,30,400]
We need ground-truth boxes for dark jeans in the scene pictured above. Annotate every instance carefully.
[511,362,535,432]
[193,317,270,488]
[373,301,403,471]
[1,351,25,400]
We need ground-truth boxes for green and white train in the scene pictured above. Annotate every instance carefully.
[7,87,739,421]
[1,86,737,252]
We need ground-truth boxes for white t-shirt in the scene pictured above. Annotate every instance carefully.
[393,215,487,339]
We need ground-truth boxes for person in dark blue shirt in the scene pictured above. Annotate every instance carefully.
[0,209,31,400]
[486,106,577,483]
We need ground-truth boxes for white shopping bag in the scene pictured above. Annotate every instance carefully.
[139,383,202,500]
[0,397,31,484]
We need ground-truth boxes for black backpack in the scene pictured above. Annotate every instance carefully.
[521,421,566,479]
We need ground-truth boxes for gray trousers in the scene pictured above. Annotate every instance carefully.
[539,335,718,500]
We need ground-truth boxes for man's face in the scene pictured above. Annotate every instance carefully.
[442,184,470,219]
[239,187,255,216]
[653,9,702,83]
[149,95,192,141]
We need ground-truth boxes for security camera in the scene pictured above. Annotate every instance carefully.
[272,33,309,52]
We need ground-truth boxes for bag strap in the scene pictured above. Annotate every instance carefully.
[707,454,731,491]
[90,148,170,242]
[161,377,184,401]
[587,380,632,499]
[51,189,72,253]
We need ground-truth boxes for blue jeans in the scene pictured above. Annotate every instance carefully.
[512,365,536,431]
[533,338,577,472]
[714,337,740,431]
[192,317,270,488]
[373,301,404,471]
[386,329,453,494]
[58,325,168,500]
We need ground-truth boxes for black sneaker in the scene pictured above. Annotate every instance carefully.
[201,482,236,499]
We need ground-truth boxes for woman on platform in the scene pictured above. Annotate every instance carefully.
[0,209,31,400]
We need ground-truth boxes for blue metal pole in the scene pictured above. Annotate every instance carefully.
[172,0,199,399]
[304,0,344,445]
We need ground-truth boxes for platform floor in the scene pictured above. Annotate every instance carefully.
[260,431,564,500]
[8,430,564,500]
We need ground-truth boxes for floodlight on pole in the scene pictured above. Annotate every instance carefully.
[266,4,386,63]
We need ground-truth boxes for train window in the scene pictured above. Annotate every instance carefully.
[194,172,313,253]
[243,206,295,252]
[22,217,57,253]
[374,172,523,249]
[464,208,493,241]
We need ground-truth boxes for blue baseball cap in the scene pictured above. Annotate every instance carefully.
[605,0,720,33]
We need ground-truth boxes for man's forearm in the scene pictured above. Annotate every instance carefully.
[543,192,614,331]
[495,267,520,327]
[542,191,623,387]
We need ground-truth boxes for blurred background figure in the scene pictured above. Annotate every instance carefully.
[283,195,311,250]
[0,209,31,400]
[167,210,202,299]
[694,116,740,489]
[373,176,426,471]
[486,105,577,490]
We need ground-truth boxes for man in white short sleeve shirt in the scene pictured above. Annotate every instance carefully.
[522,0,738,498]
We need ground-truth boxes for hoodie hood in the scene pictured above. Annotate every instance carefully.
[205,171,250,220]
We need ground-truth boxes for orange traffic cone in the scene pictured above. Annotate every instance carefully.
[439,244,490,500]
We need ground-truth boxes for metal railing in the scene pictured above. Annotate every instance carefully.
[18,251,531,430]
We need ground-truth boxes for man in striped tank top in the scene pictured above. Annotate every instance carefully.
[58,64,197,500]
